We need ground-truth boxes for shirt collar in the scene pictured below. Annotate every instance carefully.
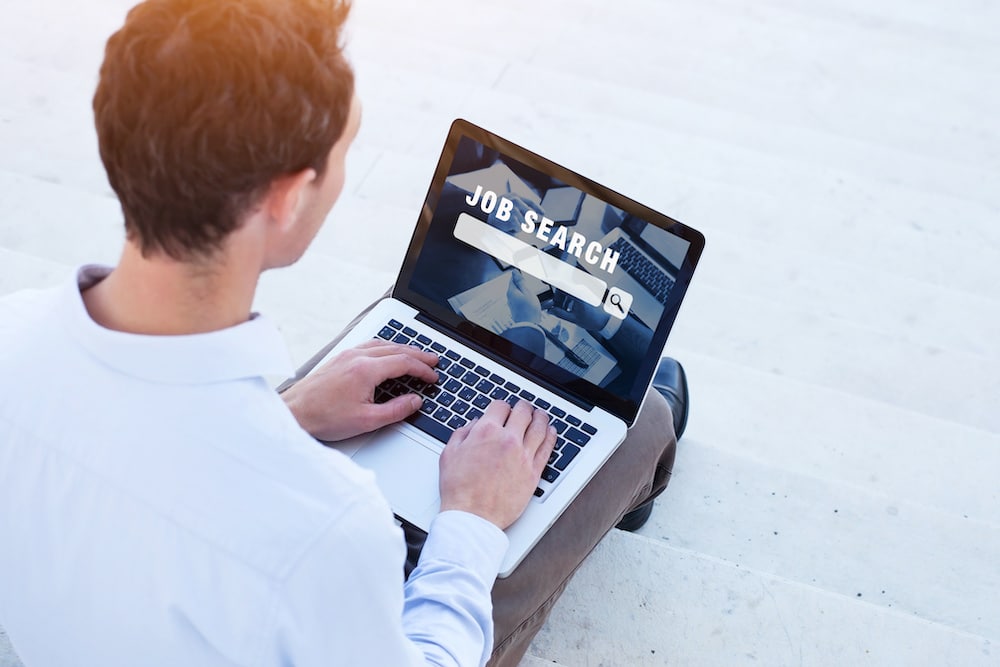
[63,265,294,384]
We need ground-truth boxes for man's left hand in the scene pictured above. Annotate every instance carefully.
[281,340,439,442]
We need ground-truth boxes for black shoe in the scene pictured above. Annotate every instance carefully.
[652,357,689,440]
[614,497,655,532]
[615,358,688,532]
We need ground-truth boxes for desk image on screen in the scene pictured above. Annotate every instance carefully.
[409,136,690,397]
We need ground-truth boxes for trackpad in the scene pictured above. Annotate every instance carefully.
[352,432,441,530]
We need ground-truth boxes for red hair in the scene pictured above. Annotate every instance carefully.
[93,0,354,260]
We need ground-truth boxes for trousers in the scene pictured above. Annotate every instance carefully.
[278,294,677,667]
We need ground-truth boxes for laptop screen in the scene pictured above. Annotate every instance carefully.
[395,121,704,425]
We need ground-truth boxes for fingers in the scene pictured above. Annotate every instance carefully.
[351,346,439,386]
[447,419,475,447]
[355,339,439,366]
[480,397,513,425]
[363,394,424,432]
[531,421,558,471]
[510,194,534,214]
[383,355,441,385]
[510,269,527,292]
[502,397,534,433]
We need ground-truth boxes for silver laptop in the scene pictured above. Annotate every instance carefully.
[310,119,705,576]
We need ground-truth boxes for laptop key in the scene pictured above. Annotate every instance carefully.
[504,381,521,393]
[475,379,495,394]
[534,487,545,498]
[567,415,582,427]
[552,420,568,434]
[466,408,484,421]
[459,358,475,369]
[472,395,490,410]
[490,387,509,401]
[462,371,480,385]
[377,326,395,340]
[565,427,591,446]
[402,326,418,337]
[439,393,456,407]
[406,412,454,444]
[505,395,520,408]
[458,386,476,401]
[446,364,465,378]
[541,467,560,483]
[489,373,505,385]
[534,398,551,410]
[430,342,446,353]
[554,444,581,470]
[416,334,431,345]
[581,423,597,435]
[453,401,470,415]
[551,406,567,419]
[388,319,403,330]
[474,365,490,376]
[519,389,536,402]
[436,357,452,370]
[445,350,460,361]
[433,407,452,423]
[392,333,409,344]
[420,399,436,414]
[447,415,468,430]
[444,378,462,394]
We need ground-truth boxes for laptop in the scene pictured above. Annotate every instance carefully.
[310,119,705,576]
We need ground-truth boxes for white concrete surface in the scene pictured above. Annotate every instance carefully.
[2,0,999,665]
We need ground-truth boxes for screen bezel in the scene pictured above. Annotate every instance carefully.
[392,119,705,426]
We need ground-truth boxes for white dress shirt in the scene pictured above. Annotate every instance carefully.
[0,266,508,666]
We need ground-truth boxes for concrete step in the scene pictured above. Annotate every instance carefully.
[670,284,1000,433]
[519,655,567,667]
[637,435,1000,639]
[528,528,996,666]
[253,251,397,366]
[0,247,71,298]
[671,351,1000,525]
[0,171,121,267]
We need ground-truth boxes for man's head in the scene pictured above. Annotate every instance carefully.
[93,0,355,262]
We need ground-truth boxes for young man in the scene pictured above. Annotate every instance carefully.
[0,1,686,665]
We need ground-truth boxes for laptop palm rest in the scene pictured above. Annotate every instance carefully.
[351,430,441,530]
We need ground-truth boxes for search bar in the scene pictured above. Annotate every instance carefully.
[453,213,607,307]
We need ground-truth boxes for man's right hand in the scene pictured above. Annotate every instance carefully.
[438,399,557,530]
[282,340,439,442]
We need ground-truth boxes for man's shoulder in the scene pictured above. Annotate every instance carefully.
[0,283,69,390]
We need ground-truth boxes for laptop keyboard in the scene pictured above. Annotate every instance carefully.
[608,237,675,304]
[372,318,598,500]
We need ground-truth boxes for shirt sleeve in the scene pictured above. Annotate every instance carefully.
[266,492,508,667]
[403,511,509,667]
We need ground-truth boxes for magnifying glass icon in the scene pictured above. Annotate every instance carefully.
[609,293,625,313]
[603,287,633,320]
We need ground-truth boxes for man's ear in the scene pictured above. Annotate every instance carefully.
[264,168,317,233]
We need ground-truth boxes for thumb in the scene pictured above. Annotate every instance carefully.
[366,394,423,430]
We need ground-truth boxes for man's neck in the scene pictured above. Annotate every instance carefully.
[82,240,262,336]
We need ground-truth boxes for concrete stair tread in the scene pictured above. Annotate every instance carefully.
[529,527,996,666]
